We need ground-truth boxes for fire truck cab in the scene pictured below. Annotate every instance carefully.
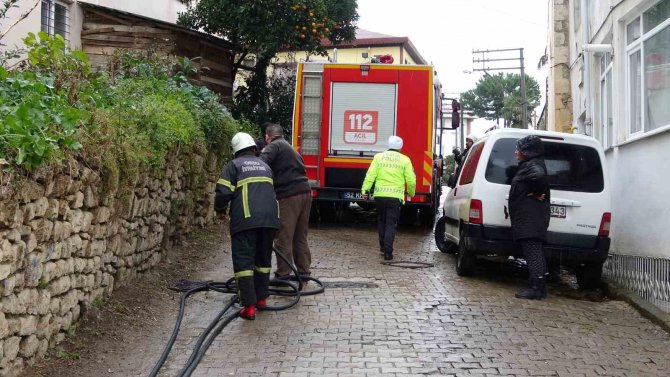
[292,62,445,225]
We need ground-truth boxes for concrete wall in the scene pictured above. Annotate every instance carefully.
[1,0,43,51]
[547,0,574,132]
[548,0,670,311]
[606,131,670,258]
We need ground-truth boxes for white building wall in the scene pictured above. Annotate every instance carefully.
[562,0,670,311]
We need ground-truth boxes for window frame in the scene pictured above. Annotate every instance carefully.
[458,142,485,186]
[625,0,670,140]
[599,52,613,149]
[41,0,70,41]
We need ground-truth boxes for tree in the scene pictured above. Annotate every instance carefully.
[178,0,358,135]
[460,72,540,128]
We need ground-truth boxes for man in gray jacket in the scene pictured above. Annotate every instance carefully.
[260,124,312,278]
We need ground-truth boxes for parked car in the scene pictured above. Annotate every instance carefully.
[434,129,611,289]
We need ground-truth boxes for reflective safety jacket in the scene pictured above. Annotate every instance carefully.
[215,151,280,234]
[361,150,416,202]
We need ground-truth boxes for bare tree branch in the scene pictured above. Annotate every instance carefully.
[0,0,40,42]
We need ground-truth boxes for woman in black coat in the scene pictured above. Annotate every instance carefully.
[508,135,551,300]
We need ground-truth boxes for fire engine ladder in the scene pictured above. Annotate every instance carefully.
[301,64,324,187]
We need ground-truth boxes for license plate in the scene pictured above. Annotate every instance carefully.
[550,205,566,218]
[342,191,365,200]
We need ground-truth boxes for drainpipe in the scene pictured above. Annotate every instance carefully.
[580,0,591,135]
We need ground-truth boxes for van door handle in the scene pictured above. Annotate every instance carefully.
[550,198,582,207]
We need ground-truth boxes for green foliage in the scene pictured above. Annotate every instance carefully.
[0,32,250,187]
[56,350,80,360]
[234,72,296,137]
[0,33,89,170]
[91,297,104,309]
[443,155,455,176]
[178,0,358,63]
[460,72,540,128]
[179,0,358,140]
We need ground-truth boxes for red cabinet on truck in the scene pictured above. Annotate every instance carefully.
[292,62,444,225]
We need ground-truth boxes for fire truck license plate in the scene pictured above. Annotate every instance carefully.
[550,205,566,218]
[342,191,365,200]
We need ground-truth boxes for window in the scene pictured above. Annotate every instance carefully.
[600,52,613,148]
[626,0,670,136]
[41,0,69,40]
[484,138,604,193]
[458,142,484,186]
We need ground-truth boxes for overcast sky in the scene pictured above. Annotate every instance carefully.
[356,0,549,134]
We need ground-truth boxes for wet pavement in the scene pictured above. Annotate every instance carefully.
[147,205,670,377]
[27,205,669,377]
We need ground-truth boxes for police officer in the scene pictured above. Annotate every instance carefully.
[361,135,416,260]
[215,132,280,320]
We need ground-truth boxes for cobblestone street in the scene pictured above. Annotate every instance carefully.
[149,211,670,377]
[22,210,670,377]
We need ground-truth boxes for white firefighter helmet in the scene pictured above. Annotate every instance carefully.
[231,132,256,154]
[388,135,404,150]
[466,134,478,143]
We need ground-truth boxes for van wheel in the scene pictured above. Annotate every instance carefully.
[576,262,603,290]
[434,217,457,254]
[456,229,476,276]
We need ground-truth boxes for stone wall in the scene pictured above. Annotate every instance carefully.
[0,149,218,375]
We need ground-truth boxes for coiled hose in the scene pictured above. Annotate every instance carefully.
[147,246,324,377]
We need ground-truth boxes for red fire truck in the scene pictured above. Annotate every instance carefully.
[292,62,445,225]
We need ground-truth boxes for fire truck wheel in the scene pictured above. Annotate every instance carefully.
[317,202,336,222]
[419,206,436,227]
[399,207,417,226]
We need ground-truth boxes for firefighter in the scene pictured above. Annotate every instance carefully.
[361,135,416,260]
[215,132,280,320]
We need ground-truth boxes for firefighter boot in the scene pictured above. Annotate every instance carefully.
[515,277,546,300]
[239,304,256,320]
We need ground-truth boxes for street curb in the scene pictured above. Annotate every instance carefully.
[604,278,670,333]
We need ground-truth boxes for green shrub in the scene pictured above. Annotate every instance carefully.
[0,32,251,187]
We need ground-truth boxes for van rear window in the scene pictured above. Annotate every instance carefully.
[485,138,604,193]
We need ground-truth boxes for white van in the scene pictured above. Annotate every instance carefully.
[435,129,611,289]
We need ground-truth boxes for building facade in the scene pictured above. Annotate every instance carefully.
[546,0,670,312]
[1,1,235,99]
[273,28,428,67]
[2,0,188,50]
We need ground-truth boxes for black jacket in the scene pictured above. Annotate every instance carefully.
[260,137,311,199]
[215,151,280,234]
[508,157,551,241]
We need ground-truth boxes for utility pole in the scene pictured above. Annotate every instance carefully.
[472,48,528,128]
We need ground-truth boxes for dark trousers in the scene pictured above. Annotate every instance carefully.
[231,228,276,306]
[275,193,312,277]
[521,239,547,279]
[376,197,402,255]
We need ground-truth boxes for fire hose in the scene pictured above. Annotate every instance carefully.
[147,247,325,377]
